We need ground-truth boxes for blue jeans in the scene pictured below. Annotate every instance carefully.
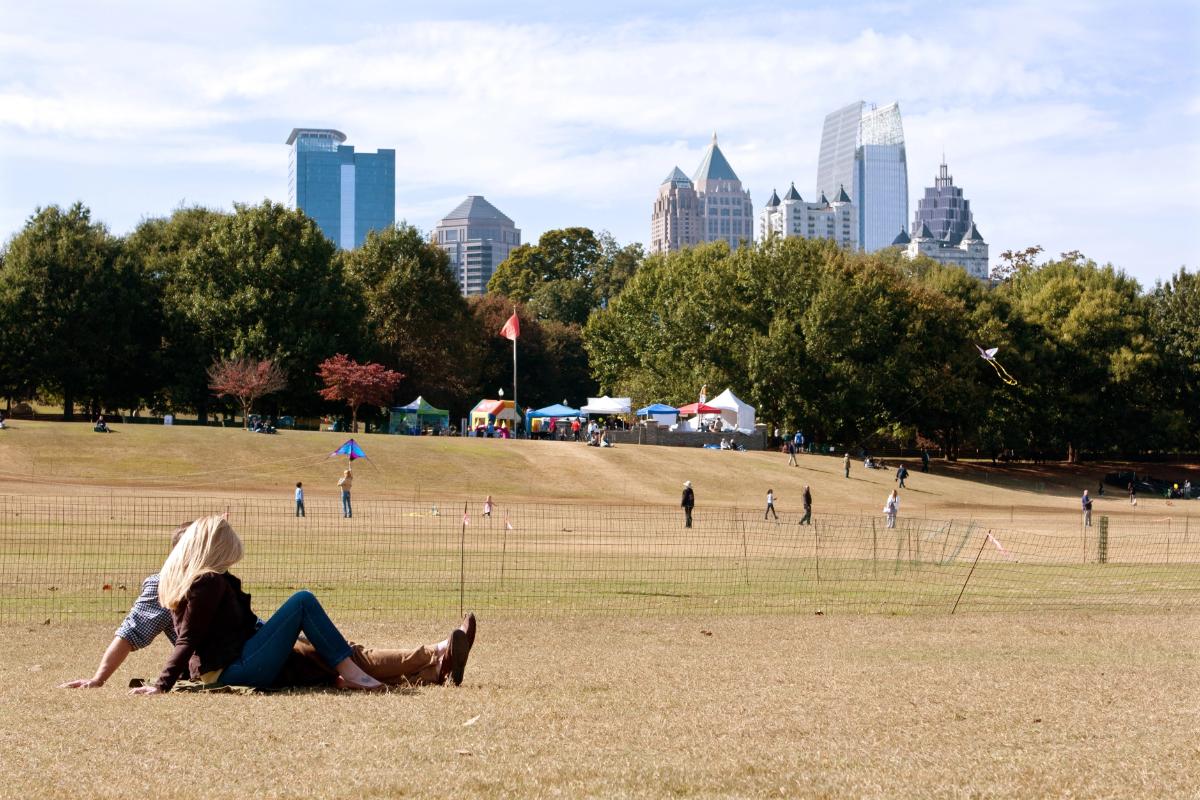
[342,491,352,518]
[218,591,353,688]
[295,499,305,517]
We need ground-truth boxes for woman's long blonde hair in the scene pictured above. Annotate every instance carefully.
[157,515,244,610]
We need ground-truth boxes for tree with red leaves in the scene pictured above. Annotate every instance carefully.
[317,354,404,433]
[207,357,288,429]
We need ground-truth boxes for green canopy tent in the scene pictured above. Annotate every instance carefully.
[389,396,450,434]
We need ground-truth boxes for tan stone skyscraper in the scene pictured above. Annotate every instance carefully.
[651,133,753,254]
[650,167,703,254]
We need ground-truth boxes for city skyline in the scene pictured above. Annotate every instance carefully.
[0,1,1196,286]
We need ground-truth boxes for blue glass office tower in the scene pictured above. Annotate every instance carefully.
[815,102,908,253]
[287,128,395,249]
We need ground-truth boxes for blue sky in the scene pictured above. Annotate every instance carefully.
[1,0,1197,286]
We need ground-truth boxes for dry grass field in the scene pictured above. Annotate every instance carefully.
[1,422,1198,798]
[0,420,1196,529]
[4,614,1198,799]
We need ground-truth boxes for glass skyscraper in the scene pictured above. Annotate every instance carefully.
[286,128,395,249]
[815,102,908,253]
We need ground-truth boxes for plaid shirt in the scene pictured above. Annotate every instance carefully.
[114,574,176,651]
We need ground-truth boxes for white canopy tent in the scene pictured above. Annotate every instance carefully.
[708,388,756,434]
[580,396,632,415]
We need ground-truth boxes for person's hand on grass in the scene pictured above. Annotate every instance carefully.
[59,678,104,689]
[129,685,163,695]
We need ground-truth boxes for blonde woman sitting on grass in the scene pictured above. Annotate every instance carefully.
[131,515,383,694]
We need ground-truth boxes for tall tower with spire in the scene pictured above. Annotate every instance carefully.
[895,160,989,280]
[651,133,753,253]
[692,133,754,249]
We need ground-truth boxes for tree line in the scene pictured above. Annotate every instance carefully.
[1,201,1195,457]
[0,202,606,425]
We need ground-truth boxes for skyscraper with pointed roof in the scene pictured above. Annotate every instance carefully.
[693,133,754,249]
[433,195,521,295]
[898,161,988,279]
[651,133,753,253]
[650,167,703,254]
[815,101,908,252]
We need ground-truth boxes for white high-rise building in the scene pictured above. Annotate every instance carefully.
[758,182,856,250]
[815,101,908,253]
[432,196,521,296]
[652,133,753,253]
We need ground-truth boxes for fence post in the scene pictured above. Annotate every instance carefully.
[871,516,878,578]
[1097,516,1108,564]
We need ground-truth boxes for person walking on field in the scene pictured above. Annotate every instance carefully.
[883,489,899,529]
[1129,482,1137,507]
[338,469,353,519]
[681,481,695,528]
[896,464,909,489]
[921,450,930,473]
[483,495,493,517]
[764,488,778,521]
[1081,489,1093,527]
[799,486,812,526]
[786,440,797,467]
[843,453,851,479]
[294,482,305,518]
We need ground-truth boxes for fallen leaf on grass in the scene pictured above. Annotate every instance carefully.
[29,665,41,672]
[700,630,713,637]
[463,715,481,727]
[102,584,112,591]
[814,610,825,616]
[456,749,472,756]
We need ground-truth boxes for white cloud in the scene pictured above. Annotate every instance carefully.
[0,1,1196,282]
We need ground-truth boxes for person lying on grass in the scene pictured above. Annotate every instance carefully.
[61,520,475,692]
[77,515,472,695]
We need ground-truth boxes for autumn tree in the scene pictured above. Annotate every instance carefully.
[207,357,288,428]
[317,354,404,432]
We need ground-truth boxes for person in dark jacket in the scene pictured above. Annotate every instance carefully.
[681,481,695,528]
[132,516,408,694]
[799,486,812,525]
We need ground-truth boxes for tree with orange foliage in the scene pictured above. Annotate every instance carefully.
[317,354,404,433]
[207,357,288,429]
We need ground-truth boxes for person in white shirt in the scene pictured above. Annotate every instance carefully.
[294,482,305,518]
[884,490,899,529]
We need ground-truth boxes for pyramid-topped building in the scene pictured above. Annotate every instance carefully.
[651,133,753,254]
[901,162,989,280]
[433,195,521,295]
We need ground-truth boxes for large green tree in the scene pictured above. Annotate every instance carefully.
[992,254,1159,460]
[488,227,643,325]
[0,204,155,418]
[1148,268,1199,449]
[122,206,229,418]
[341,224,473,410]
[159,201,364,417]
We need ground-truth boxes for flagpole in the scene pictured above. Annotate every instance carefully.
[512,307,519,435]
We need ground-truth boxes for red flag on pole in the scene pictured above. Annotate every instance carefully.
[500,312,520,341]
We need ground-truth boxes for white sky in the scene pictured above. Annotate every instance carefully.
[1,0,1197,286]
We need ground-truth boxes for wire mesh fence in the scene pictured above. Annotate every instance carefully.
[1,495,1197,623]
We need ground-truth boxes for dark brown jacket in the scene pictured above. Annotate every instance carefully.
[156,572,257,692]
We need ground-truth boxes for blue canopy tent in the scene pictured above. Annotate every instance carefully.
[636,403,679,427]
[524,403,583,435]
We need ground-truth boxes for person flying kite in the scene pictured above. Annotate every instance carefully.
[976,345,1018,386]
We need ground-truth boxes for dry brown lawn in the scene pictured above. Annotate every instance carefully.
[0,421,1195,532]
[3,423,1199,797]
[4,614,1197,799]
